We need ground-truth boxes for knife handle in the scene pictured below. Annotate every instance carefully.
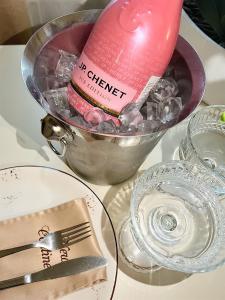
[0,275,27,290]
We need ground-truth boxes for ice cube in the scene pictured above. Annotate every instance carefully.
[118,124,137,135]
[137,119,163,133]
[84,107,106,126]
[151,78,179,103]
[55,50,78,80]
[37,47,60,76]
[146,102,161,121]
[166,78,179,96]
[140,104,148,119]
[37,75,68,91]
[119,103,143,127]
[160,97,183,124]
[97,120,117,134]
[70,115,91,128]
[43,87,70,117]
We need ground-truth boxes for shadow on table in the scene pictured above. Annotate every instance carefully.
[101,172,191,286]
[0,47,50,161]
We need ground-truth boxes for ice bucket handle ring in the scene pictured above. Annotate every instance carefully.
[41,115,74,158]
[47,138,67,157]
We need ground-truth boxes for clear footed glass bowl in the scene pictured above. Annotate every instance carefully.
[179,105,225,179]
[121,161,225,273]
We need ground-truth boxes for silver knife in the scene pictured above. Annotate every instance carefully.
[0,256,107,290]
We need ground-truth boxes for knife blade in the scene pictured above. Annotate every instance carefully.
[0,256,107,290]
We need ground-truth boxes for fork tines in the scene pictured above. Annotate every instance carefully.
[62,221,92,246]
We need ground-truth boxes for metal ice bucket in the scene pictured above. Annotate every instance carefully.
[21,10,205,185]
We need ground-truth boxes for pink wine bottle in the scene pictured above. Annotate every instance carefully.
[68,0,183,124]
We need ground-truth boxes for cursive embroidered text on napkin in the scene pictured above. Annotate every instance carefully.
[38,225,52,269]
[60,246,71,262]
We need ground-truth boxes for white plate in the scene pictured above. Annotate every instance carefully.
[0,166,118,300]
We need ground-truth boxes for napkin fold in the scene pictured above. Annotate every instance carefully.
[0,199,107,300]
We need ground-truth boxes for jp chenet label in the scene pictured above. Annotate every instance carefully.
[71,53,137,115]
[78,62,127,99]
[38,225,71,269]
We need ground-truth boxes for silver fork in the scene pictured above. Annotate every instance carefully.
[0,221,91,258]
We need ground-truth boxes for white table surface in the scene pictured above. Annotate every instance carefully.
[0,45,225,300]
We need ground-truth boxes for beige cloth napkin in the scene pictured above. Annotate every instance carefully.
[0,199,107,299]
